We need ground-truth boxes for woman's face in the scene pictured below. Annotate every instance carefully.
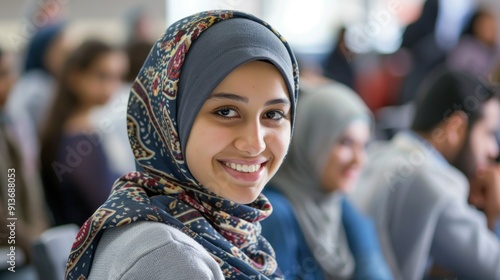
[186,61,291,204]
[74,51,127,107]
[320,120,370,193]
[476,13,497,47]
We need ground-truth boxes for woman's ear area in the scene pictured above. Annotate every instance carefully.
[443,111,468,148]
[66,71,80,94]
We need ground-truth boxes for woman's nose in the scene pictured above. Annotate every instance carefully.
[234,119,266,156]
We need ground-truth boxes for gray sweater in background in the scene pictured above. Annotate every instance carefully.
[351,132,500,280]
[88,221,224,279]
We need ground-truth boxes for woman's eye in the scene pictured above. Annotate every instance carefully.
[339,138,354,146]
[265,110,285,121]
[215,107,239,118]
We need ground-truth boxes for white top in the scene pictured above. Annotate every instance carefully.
[89,83,136,175]
[88,221,224,280]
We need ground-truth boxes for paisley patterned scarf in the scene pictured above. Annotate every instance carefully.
[65,10,299,280]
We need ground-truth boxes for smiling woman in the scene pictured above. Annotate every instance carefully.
[65,10,298,280]
[187,61,292,204]
[261,82,394,280]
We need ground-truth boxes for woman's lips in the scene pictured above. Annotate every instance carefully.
[342,168,360,179]
[224,161,261,173]
[218,160,267,183]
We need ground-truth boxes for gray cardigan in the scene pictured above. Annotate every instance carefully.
[88,221,224,279]
[351,132,500,280]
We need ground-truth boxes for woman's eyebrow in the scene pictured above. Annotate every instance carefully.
[208,93,290,106]
[208,92,248,103]
[265,98,290,106]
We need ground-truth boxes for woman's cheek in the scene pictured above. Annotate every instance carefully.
[271,127,292,163]
[203,125,238,157]
[335,147,351,166]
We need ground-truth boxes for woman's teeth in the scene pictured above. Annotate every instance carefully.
[224,162,261,173]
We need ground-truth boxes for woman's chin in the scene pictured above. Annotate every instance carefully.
[227,194,261,205]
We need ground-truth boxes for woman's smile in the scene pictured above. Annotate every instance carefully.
[218,159,268,183]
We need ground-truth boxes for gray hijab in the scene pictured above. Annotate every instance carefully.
[178,17,296,157]
[270,82,372,279]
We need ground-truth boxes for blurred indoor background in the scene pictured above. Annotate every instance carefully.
[2,0,500,109]
[1,1,500,279]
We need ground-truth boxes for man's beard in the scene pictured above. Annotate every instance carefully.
[451,135,477,179]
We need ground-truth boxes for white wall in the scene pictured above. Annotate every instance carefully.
[165,0,261,25]
[0,0,166,51]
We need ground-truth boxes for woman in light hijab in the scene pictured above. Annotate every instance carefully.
[261,83,393,280]
[65,10,298,280]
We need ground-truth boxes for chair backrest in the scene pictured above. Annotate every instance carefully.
[31,224,79,280]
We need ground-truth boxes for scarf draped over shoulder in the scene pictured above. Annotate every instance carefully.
[65,10,299,280]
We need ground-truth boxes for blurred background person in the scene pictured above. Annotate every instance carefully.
[351,69,500,280]
[5,22,69,193]
[40,40,127,226]
[447,7,499,78]
[322,27,356,90]
[90,40,150,176]
[397,0,446,105]
[124,7,158,44]
[261,82,394,280]
[7,21,68,134]
[0,47,48,280]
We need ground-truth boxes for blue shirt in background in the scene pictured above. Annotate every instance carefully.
[261,187,393,280]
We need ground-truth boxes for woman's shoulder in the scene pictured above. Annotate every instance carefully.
[89,221,224,280]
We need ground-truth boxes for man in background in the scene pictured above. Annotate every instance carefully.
[352,69,500,280]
